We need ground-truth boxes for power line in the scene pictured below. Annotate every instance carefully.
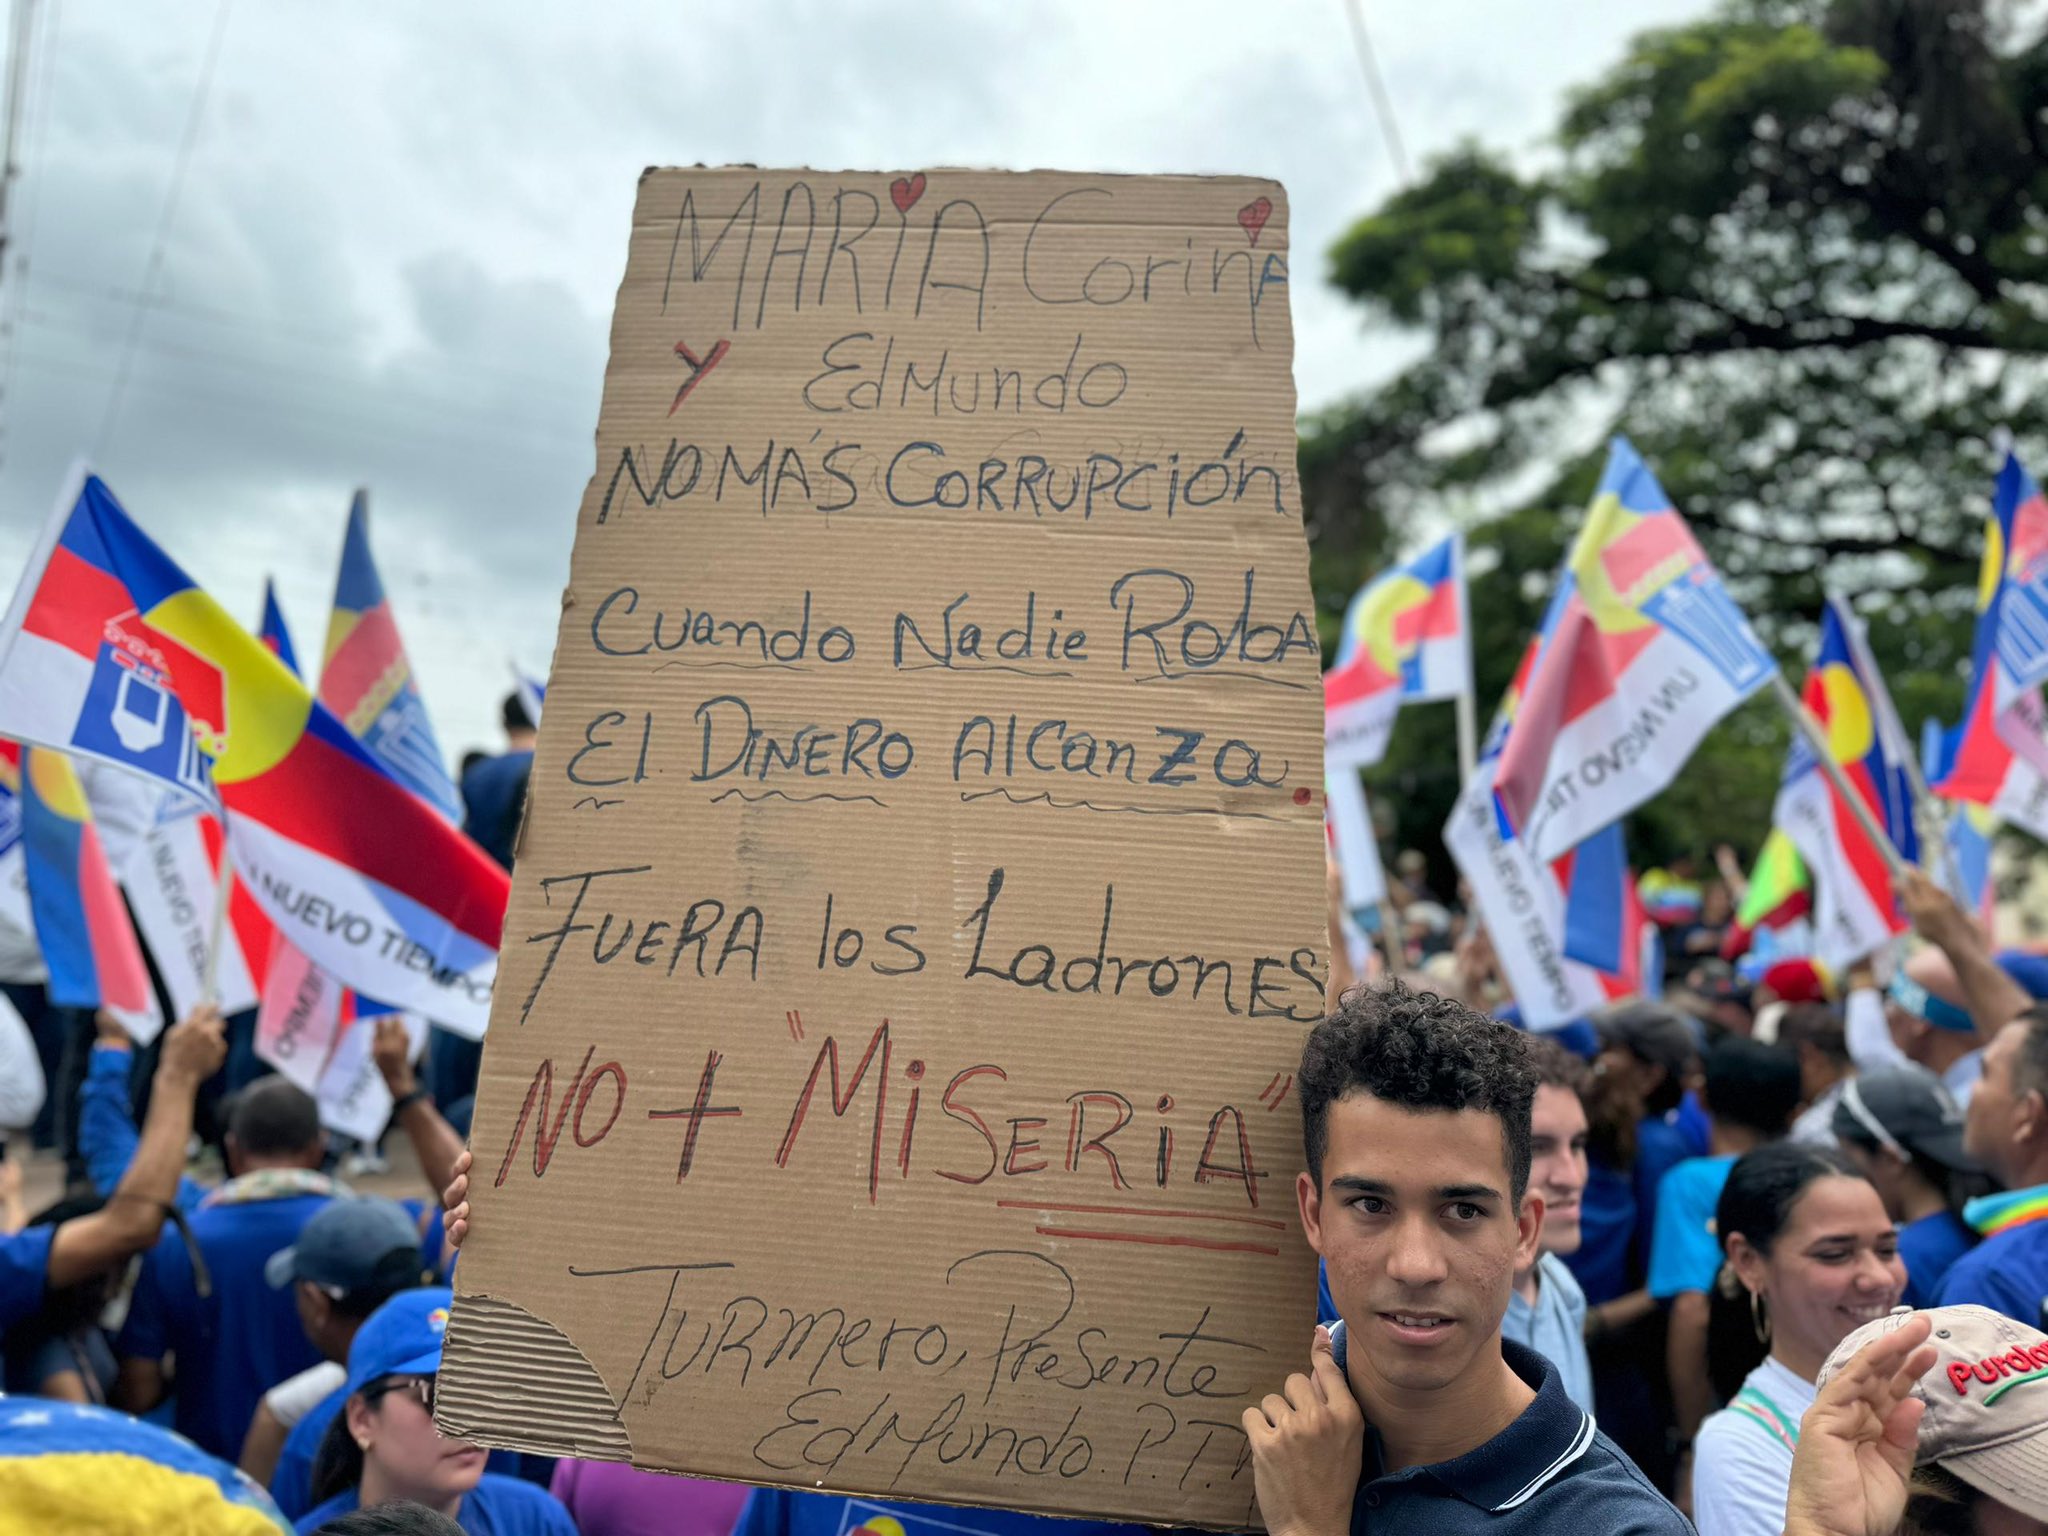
[1342,0,1412,188]
[95,0,232,460]
[0,0,60,470]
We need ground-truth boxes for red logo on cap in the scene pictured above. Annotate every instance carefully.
[1948,1343,2048,1395]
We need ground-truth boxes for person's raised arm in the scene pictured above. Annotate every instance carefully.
[1897,866,2032,1045]
[1843,960,1910,1073]
[1783,1313,1936,1536]
[47,1006,224,1290]
[374,1016,463,1203]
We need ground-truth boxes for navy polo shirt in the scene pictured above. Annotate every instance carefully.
[1327,1324,1692,1534]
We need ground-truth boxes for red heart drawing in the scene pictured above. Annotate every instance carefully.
[669,337,730,414]
[890,173,927,215]
[1237,196,1273,246]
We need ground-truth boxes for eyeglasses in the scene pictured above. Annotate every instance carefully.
[366,1374,437,1414]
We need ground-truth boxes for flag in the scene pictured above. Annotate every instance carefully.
[1772,598,1920,973]
[512,661,546,727]
[1558,819,1661,996]
[1325,765,1386,913]
[1923,718,2001,927]
[1324,533,1469,769]
[1492,437,1777,861]
[122,795,264,1019]
[22,747,160,1039]
[0,469,506,1030]
[259,579,298,676]
[1719,829,1813,960]
[319,491,460,822]
[1446,625,1641,1026]
[1937,451,2048,827]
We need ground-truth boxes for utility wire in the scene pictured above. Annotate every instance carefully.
[95,0,232,460]
[1342,0,1412,188]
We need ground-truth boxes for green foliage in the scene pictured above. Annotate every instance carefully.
[1308,0,2048,872]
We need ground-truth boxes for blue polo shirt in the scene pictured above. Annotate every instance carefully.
[1327,1324,1689,1533]
[116,1189,333,1460]
[1899,1209,1976,1309]
[1935,1219,2048,1325]
[297,1471,576,1534]
[735,1488,1145,1536]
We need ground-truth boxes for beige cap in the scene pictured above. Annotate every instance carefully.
[1819,1305,2048,1523]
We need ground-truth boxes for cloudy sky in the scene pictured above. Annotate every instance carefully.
[0,0,1702,760]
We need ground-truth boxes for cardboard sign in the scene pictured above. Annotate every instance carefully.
[439,167,1325,1530]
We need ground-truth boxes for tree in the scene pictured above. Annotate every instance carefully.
[1306,0,2048,869]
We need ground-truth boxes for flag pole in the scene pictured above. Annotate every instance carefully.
[1454,688,1478,791]
[1769,673,1911,882]
[200,861,233,1005]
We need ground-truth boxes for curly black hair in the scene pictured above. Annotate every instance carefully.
[1298,979,1538,1199]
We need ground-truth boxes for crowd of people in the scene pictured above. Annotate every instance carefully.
[5,724,2048,1534]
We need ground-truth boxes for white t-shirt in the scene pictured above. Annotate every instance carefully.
[262,1360,346,1429]
[1693,1355,1816,1536]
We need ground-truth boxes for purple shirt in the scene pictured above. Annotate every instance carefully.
[550,1459,748,1536]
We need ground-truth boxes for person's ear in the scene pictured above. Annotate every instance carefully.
[223,1133,243,1176]
[1728,1232,1765,1294]
[1298,1170,1325,1257]
[344,1393,376,1445]
[1516,1192,1545,1271]
[2017,1088,2048,1153]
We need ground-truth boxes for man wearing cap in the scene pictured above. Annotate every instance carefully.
[1831,1067,1982,1308]
[1937,1003,2048,1323]
[1786,1304,2048,1535]
[246,1198,430,1518]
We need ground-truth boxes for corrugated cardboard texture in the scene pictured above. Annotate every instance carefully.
[441,167,1325,1530]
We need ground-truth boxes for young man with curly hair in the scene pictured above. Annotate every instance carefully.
[1242,982,1690,1535]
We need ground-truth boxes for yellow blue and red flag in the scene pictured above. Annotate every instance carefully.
[1936,451,2048,831]
[21,745,160,1039]
[0,470,505,1032]
[1773,598,1919,973]
[1492,437,1776,862]
[1324,532,1469,769]
[320,491,460,821]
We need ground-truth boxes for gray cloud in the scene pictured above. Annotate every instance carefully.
[0,0,1702,757]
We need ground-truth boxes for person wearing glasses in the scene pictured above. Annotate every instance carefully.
[1830,1067,1987,1309]
[300,1287,575,1535]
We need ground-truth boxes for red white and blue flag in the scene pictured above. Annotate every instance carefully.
[0,469,506,1031]
[1935,451,2048,838]
[22,746,160,1039]
[1559,819,1661,999]
[1923,719,2002,929]
[1324,533,1469,769]
[1446,621,1648,1026]
[1773,598,1920,973]
[1492,438,1776,861]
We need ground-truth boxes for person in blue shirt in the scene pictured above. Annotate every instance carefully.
[1647,1037,1802,1471]
[112,1072,342,1459]
[256,1197,433,1520]
[1243,980,1687,1534]
[1829,1066,1984,1307]
[0,1007,222,1336]
[1939,1002,2048,1321]
[734,1488,1144,1536]
[295,1287,576,1535]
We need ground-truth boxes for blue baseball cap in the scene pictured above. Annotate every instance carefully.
[1890,972,1975,1034]
[264,1198,423,1293]
[344,1286,452,1400]
[1998,950,2048,1001]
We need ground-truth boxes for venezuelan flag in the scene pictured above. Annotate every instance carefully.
[319,491,460,821]
[21,747,159,1039]
[0,470,505,1034]
[0,1398,290,1533]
